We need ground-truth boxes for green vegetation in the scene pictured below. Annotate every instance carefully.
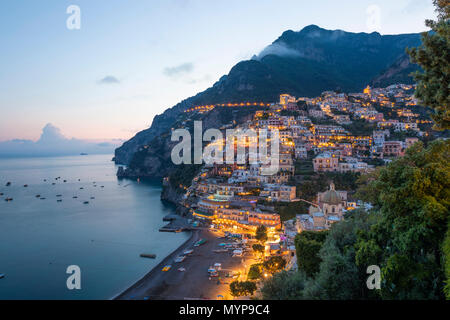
[247,263,263,280]
[255,225,268,243]
[263,256,287,274]
[229,280,257,297]
[294,231,328,277]
[343,119,376,136]
[168,164,202,191]
[355,140,449,299]
[252,244,265,255]
[262,140,450,299]
[273,201,309,222]
[407,0,449,130]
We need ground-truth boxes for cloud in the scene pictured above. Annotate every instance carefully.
[0,123,123,157]
[98,75,120,84]
[163,63,194,77]
[255,42,301,60]
[185,74,212,84]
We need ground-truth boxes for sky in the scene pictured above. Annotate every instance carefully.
[0,0,436,142]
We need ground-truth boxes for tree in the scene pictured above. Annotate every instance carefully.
[355,140,450,299]
[263,256,286,274]
[294,231,328,277]
[302,210,378,300]
[247,263,263,280]
[229,281,257,297]
[252,244,265,255]
[407,0,450,130]
[260,271,308,300]
[255,225,268,243]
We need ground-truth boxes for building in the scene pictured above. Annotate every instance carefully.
[295,146,307,159]
[383,141,404,157]
[313,152,339,172]
[317,183,347,217]
[405,137,419,149]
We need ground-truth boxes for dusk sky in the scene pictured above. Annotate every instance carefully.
[0,0,436,142]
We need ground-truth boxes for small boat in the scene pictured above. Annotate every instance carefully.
[83,201,89,204]
[40,197,46,200]
[4,198,13,202]
[174,256,186,263]
[63,180,67,183]
[56,195,62,197]
[35,195,40,198]
[0,193,4,196]
[52,183,56,185]
[100,186,104,188]
[178,267,186,272]
[194,239,206,247]
[80,187,84,190]
[44,179,47,182]
[90,197,95,200]
[57,200,62,203]
[183,249,194,255]
[140,253,156,259]
[73,196,78,199]
[0,274,5,279]
[6,182,11,186]
[162,265,171,272]
[23,184,28,187]
[213,249,228,253]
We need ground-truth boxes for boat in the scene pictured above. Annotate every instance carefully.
[0,274,5,279]
[174,255,186,263]
[57,199,62,202]
[35,195,40,198]
[4,198,13,202]
[80,153,88,156]
[73,196,78,199]
[90,197,95,200]
[0,193,4,196]
[162,265,171,272]
[213,249,228,253]
[194,239,206,247]
[140,253,156,259]
[40,197,46,200]
[23,184,28,187]
[183,249,194,255]
[83,201,89,204]
[6,182,11,186]
[56,195,62,197]
[63,180,67,183]
[178,267,186,272]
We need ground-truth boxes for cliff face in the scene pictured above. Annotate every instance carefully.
[117,106,260,179]
[114,25,423,175]
[371,54,420,88]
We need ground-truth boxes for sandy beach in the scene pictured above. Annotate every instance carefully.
[115,229,257,300]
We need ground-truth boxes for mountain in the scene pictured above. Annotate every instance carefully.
[370,54,420,87]
[114,25,422,166]
[0,124,123,158]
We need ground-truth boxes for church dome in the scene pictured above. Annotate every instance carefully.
[322,183,341,205]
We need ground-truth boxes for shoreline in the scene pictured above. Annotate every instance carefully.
[112,228,199,300]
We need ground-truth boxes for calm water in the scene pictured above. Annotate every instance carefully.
[0,154,190,299]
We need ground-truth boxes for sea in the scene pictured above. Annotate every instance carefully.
[0,154,190,299]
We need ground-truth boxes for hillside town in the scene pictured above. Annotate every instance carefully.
[159,83,438,297]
